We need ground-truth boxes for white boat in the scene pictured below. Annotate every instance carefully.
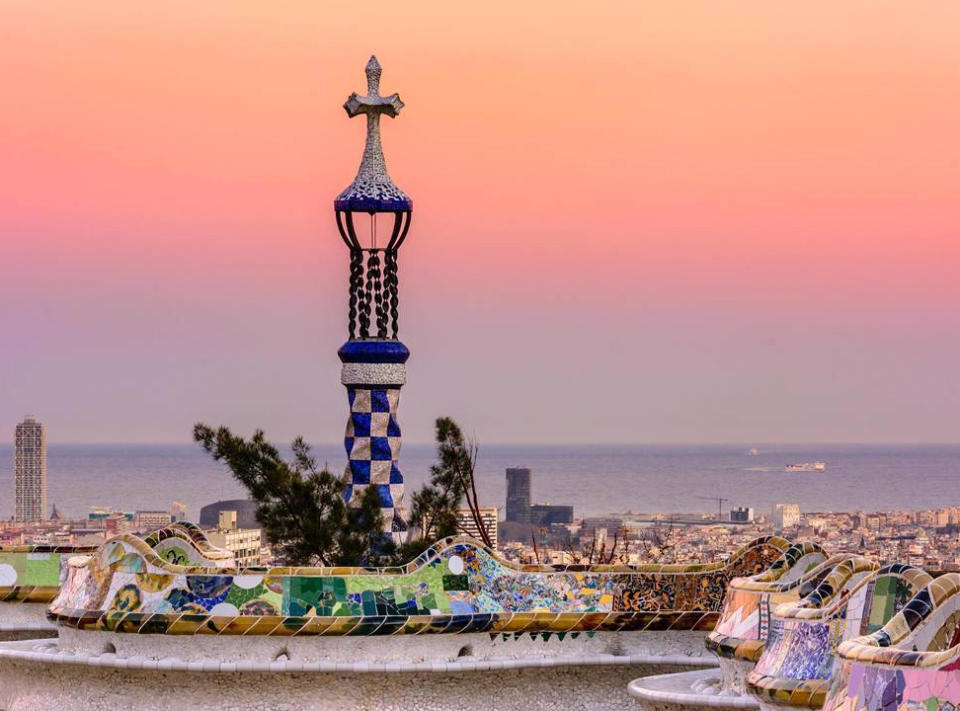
[785,461,827,472]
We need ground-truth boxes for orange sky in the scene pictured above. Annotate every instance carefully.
[2,1,959,443]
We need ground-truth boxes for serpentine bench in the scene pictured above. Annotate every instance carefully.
[45,534,791,664]
[821,572,960,711]
[0,523,233,639]
[745,560,932,711]
[141,521,235,567]
[628,545,833,711]
[0,542,99,639]
[0,536,794,710]
[706,544,834,694]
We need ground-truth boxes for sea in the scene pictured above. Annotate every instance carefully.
[0,443,956,522]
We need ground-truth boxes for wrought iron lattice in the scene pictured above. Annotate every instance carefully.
[337,209,411,340]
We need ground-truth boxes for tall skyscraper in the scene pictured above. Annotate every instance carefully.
[505,467,531,524]
[14,416,47,522]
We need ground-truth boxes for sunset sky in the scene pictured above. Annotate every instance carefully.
[2,1,958,444]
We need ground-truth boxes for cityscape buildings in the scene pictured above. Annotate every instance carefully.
[505,467,532,524]
[199,499,259,532]
[772,503,802,530]
[14,415,47,522]
[729,506,755,523]
[455,506,499,549]
[205,510,263,566]
[133,510,173,532]
[530,503,574,527]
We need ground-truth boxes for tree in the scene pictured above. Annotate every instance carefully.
[407,417,494,549]
[193,424,387,566]
[194,416,493,568]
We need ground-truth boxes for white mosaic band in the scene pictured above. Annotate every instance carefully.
[341,362,407,386]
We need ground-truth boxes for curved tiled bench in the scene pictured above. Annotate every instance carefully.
[141,522,234,567]
[44,534,792,668]
[0,535,790,710]
[745,560,932,711]
[706,545,835,694]
[630,547,836,711]
[821,573,960,711]
[0,524,233,639]
[0,543,99,640]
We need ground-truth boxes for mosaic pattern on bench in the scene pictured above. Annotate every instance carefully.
[0,543,100,603]
[0,523,237,603]
[142,522,234,568]
[746,562,931,710]
[822,574,960,711]
[836,574,960,668]
[706,545,835,663]
[744,543,831,589]
[49,535,790,637]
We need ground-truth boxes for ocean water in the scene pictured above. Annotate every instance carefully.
[0,443,957,521]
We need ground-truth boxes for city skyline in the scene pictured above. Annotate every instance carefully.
[3,2,960,445]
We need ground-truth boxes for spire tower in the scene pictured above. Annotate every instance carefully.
[334,56,412,543]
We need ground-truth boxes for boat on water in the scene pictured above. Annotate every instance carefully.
[747,447,760,455]
[785,461,827,472]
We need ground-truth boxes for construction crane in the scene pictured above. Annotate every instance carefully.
[696,496,729,522]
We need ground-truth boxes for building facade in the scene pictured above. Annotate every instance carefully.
[505,468,531,524]
[455,507,499,550]
[199,499,259,533]
[134,510,174,533]
[772,503,802,530]
[530,504,574,527]
[14,416,47,522]
[206,511,263,567]
[730,506,755,523]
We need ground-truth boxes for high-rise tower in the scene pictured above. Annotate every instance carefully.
[505,468,532,525]
[334,57,412,543]
[14,416,47,522]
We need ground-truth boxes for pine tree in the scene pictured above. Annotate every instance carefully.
[193,424,387,566]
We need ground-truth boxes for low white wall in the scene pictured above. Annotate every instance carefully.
[57,627,713,666]
[0,602,56,640]
[0,639,709,711]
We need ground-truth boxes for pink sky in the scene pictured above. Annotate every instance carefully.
[2,1,958,443]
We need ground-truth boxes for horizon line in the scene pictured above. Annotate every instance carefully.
[2,440,959,448]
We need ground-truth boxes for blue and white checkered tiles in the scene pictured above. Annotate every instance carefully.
[343,386,404,535]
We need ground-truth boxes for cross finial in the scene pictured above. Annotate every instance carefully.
[335,56,411,213]
[343,55,404,118]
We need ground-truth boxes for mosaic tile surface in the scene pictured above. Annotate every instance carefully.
[0,543,99,603]
[334,56,412,213]
[142,522,234,568]
[0,524,235,604]
[746,562,932,709]
[824,661,960,711]
[835,574,960,668]
[49,535,791,636]
[706,545,834,663]
[823,574,960,711]
[342,384,404,534]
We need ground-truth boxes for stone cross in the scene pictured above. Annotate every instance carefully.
[344,55,404,120]
[338,56,409,209]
